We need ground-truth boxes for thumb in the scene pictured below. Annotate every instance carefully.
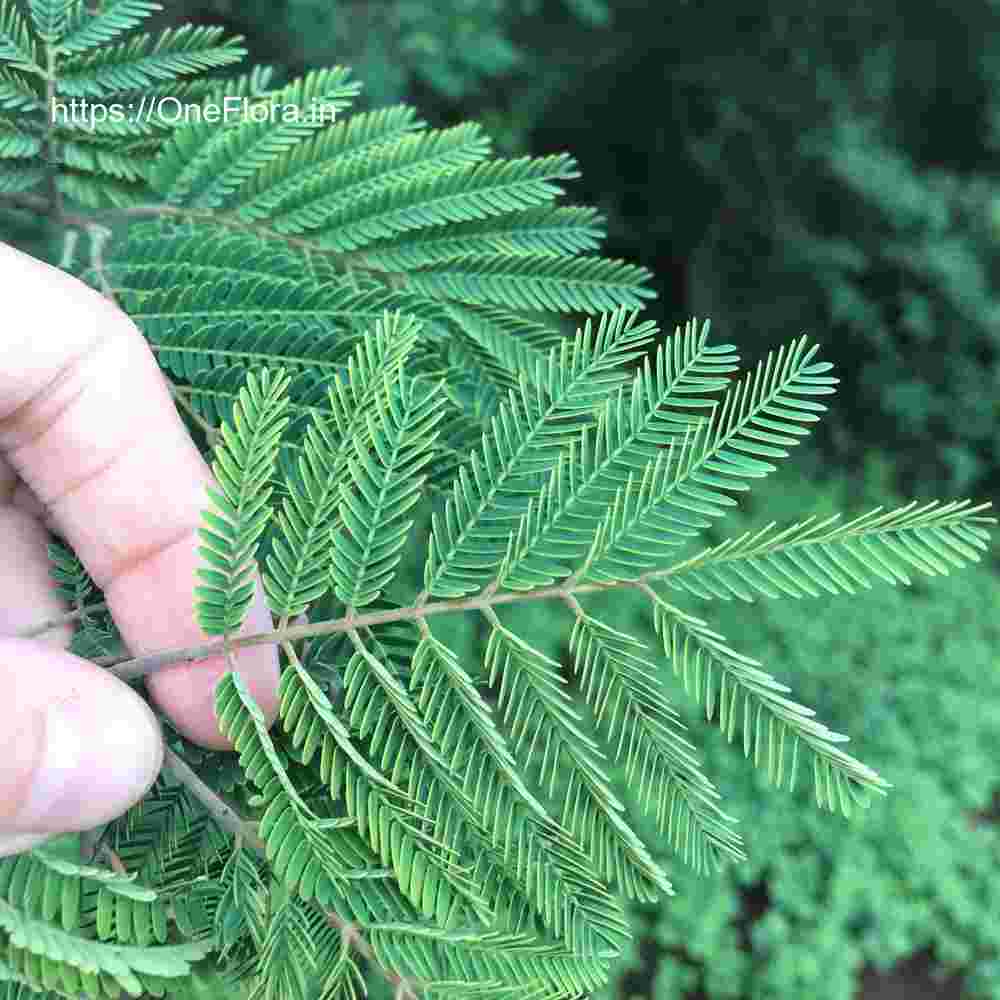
[0,637,163,857]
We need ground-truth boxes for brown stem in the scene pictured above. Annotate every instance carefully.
[87,224,115,299]
[325,911,420,1000]
[24,497,991,681]
[96,577,652,682]
[43,50,64,224]
[0,194,407,283]
[161,745,264,850]
[168,382,220,446]
[16,601,108,638]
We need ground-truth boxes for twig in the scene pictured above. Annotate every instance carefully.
[97,843,127,874]
[168,382,220,446]
[95,577,637,681]
[87,224,115,299]
[16,601,108,638]
[161,745,263,850]
[16,492,993,682]
[79,828,100,862]
[0,193,408,283]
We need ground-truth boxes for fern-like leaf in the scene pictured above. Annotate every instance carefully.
[366,925,614,1000]
[28,0,73,43]
[248,123,494,236]
[500,317,739,590]
[355,205,607,267]
[0,5,39,71]
[660,498,994,601]
[484,613,672,901]
[58,26,246,98]
[262,311,422,618]
[214,672,397,910]
[59,2,162,55]
[152,68,361,210]
[302,154,581,250]
[0,897,208,998]
[567,610,745,873]
[574,337,838,585]
[406,252,654,313]
[650,595,891,814]
[330,375,445,607]
[410,631,630,954]
[425,308,660,598]
[194,367,290,636]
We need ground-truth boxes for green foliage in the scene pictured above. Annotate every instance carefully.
[196,369,291,637]
[0,4,993,1000]
[587,462,1000,999]
[0,818,216,998]
[0,1,248,207]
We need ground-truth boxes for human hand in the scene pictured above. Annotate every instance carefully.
[0,241,279,857]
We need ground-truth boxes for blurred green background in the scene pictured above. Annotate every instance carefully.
[10,2,1000,997]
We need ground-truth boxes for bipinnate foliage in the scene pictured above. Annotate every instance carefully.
[0,4,994,1000]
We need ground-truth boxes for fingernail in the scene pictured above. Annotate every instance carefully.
[13,695,163,833]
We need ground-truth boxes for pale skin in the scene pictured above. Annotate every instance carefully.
[0,241,279,856]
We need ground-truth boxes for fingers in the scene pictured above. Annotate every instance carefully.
[0,501,160,855]
[0,500,74,645]
[0,240,279,749]
[0,637,162,856]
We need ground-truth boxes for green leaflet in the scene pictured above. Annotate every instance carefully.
[27,0,72,44]
[234,103,423,222]
[404,252,654,313]
[340,633,496,925]
[356,205,607,268]
[25,852,155,904]
[194,367,290,636]
[499,318,743,590]
[263,311,423,618]
[0,5,38,71]
[262,124,495,238]
[0,851,167,947]
[330,374,446,608]
[151,68,362,210]
[409,632,629,955]
[650,594,890,811]
[0,6,248,206]
[365,925,612,999]
[484,612,672,902]
[58,3,162,56]
[57,26,246,98]
[567,612,744,873]
[659,497,993,601]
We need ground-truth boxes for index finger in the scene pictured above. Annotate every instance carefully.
[0,241,279,748]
